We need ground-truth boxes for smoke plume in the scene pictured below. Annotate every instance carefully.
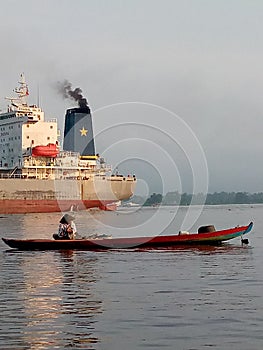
[57,80,88,108]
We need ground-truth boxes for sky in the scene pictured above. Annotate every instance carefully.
[1,0,263,195]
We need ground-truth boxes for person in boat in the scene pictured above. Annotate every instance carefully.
[53,214,77,240]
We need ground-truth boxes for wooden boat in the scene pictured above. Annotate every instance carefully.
[1,222,253,251]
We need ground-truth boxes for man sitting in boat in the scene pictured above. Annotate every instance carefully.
[53,214,77,240]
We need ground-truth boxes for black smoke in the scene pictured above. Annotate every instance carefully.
[57,80,88,108]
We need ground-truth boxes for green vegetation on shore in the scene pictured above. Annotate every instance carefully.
[126,191,263,206]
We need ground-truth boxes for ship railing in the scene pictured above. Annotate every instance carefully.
[58,150,80,158]
[97,164,112,172]
[8,166,19,177]
[0,173,24,179]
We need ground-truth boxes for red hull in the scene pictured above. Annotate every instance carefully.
[2,223,253,250]
[0,199,118,214]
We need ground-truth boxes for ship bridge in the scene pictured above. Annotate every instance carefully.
[0,74,58,170]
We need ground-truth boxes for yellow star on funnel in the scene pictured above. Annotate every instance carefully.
[80,127,88,136]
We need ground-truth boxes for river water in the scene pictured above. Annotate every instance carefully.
[0,205,263,350]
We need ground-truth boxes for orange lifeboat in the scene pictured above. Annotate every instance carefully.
[32,143,59,158]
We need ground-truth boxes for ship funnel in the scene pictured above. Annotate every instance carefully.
[63,107,95,156]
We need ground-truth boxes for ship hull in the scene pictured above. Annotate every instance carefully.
[0,177,136,213]
[0,199,117,213]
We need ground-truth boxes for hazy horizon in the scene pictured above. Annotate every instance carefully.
[1,0,263,196]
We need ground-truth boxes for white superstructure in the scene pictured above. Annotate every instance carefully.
[0,73,57,169]
[0,74,136,214]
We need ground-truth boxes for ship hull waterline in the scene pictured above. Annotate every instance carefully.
[0,199,119,214]
[2,222,253,251]
[0,177,136,213]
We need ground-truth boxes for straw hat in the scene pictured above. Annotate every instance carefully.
[60,213,75,224]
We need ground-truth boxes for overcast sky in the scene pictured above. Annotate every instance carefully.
[1,0,263,195]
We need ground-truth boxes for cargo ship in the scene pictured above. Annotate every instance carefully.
[0,74,136,213]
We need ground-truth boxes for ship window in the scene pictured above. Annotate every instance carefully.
[50,125,53,129]
[47,137,50,140]
[27,136,30,139]
[27,125,29,128]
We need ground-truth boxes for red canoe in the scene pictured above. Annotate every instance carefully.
[2,222,253,251]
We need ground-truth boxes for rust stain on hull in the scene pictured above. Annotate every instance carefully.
[0,199,117,214]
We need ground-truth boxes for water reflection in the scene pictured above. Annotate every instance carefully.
[0,207,260,350]
[134,242,253,255]
[1,250,102,349]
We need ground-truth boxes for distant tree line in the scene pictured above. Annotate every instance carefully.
[127,191,263,206]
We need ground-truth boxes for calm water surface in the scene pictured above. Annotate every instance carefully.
[1,205,263,350]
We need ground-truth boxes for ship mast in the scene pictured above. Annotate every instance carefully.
[5,73,29,107]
